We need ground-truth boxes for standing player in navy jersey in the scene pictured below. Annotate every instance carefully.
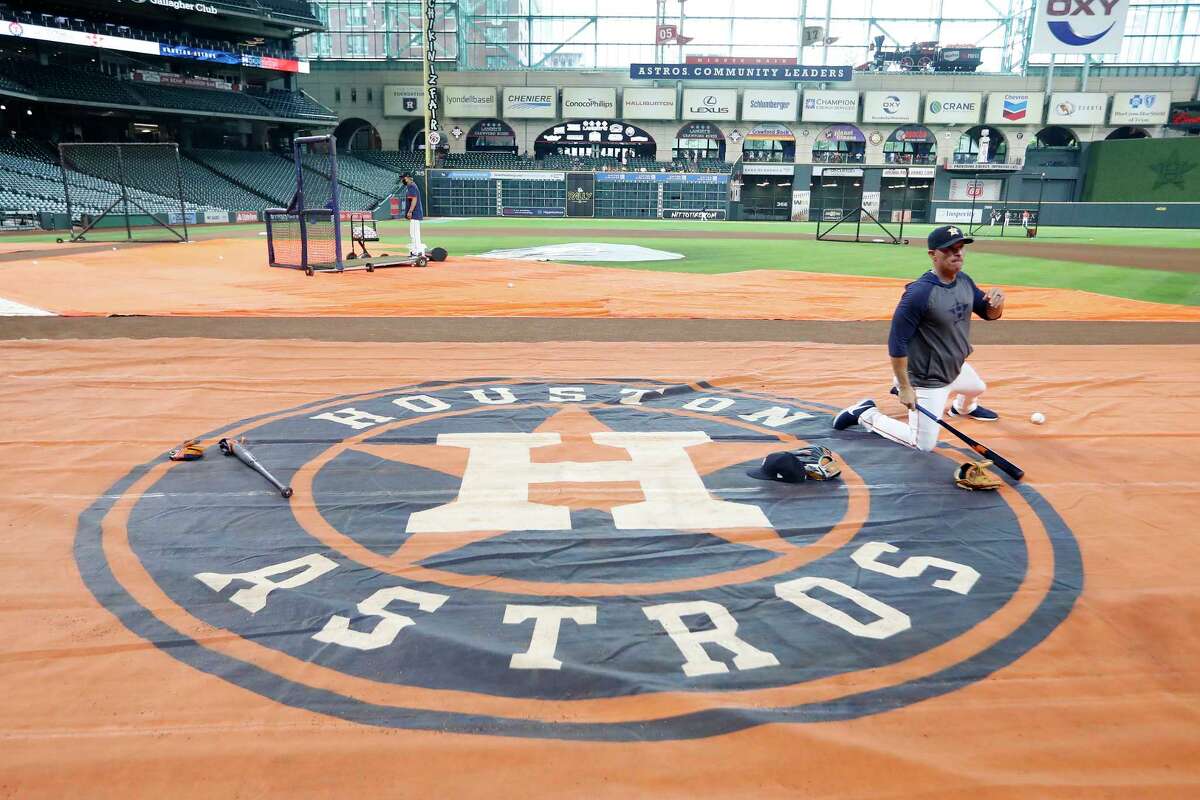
[832,225,1005,452]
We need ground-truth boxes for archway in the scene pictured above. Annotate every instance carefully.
[742,123,796,163]
[883,125,937,165]
[533,120,656,163]
[673,121,725,165]
[954,125,1008,164]
[1033,126,1079,149]
[1106,126,1151,140]
[334,117,381,151]
[399,119,449,153]
[466,119,518,154]
[811,124,864,164]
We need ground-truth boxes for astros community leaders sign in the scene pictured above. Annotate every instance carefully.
[631,63,852,81]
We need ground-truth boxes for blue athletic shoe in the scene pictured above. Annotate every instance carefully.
[833,399,876,430]
[949,403,999,421]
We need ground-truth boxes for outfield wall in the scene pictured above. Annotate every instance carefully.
[1083,138,1200,202]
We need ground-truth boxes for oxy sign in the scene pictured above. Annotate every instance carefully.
[1031,0,1131,55]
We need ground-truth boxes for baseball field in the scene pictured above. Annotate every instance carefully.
[1,217,1198,798]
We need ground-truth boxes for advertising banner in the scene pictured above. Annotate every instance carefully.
[622,87,677,120]
[503,87,557,119]
[662,209,727,220]
[0,22,308,73]
[595,173,728,183]
[384,86,423,117]
[1047,92,1107,125]
[742,163,796,175]
[202,210,229,224]
[566,173,595,217]
[631,64,851,81]
[131,70,232,91]
[1109,92,1171,125]
[934,208,983,223]
[802,91,860,123]
[502,207,566,217]
[443,87,497,118]
[924,93,983,124]
[742,90,799,122]
[812,166,863,177]
[985,92,1045,125]
[883,167,936,178]
[948,178,1003,202]
[861,91,920,124]
[1031,0,1131,55]
[682,89,738,120]
[235,211,259,223]
[790,189,810,221]
[862,191,881,216]
[562,88,617,117]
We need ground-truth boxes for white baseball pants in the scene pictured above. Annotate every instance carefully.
[408,219,425,255]
[858,363,987,452]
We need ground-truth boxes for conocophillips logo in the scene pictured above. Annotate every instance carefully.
[78,380,1080,740]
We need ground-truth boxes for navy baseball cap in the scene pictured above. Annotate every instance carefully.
[927,225,974,250]
[747,451,807,483]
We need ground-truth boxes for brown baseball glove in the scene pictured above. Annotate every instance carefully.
[954,459,1002,491]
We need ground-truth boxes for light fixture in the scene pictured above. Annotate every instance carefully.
[26,109,32,116]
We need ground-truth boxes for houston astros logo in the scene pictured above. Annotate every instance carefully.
[77,380,1081,740]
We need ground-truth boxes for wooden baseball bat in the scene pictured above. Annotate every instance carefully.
[915,404,1024,481]
[219,438,294,498]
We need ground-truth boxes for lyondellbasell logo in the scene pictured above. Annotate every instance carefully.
[77,380,1081,740]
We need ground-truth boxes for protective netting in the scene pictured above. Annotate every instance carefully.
[58,143,189,242]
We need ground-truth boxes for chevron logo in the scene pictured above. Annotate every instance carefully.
[1002,97,1028,121]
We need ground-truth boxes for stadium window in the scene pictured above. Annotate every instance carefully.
[346,5,368,27]
[486,55,508,69]
[346,34,370,57]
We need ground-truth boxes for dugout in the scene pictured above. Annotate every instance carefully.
[739,163,796,221]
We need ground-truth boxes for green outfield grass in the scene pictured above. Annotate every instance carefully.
[5,217,1197,306]
[393,219,1200,307]
[424,216,1200,249]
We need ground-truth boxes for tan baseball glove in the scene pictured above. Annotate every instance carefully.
[954,459,1003,491]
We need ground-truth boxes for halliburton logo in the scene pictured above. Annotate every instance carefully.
[78,380,1082,741]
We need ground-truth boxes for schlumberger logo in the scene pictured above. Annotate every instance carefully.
[77,380,1081,741]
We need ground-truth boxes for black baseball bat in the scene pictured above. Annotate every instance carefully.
[219,438,294,498]
[915,404,1025,481]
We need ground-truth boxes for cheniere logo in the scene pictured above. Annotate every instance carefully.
[78,380,1080,740]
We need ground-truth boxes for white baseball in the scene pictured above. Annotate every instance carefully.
[507,282,514,288]
[1030,412,1046,425]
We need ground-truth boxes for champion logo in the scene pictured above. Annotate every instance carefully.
[78,380,1081,740]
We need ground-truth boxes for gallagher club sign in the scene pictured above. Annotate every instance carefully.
[631,63,851,81]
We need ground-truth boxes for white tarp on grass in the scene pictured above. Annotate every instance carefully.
[477,243,684,262]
